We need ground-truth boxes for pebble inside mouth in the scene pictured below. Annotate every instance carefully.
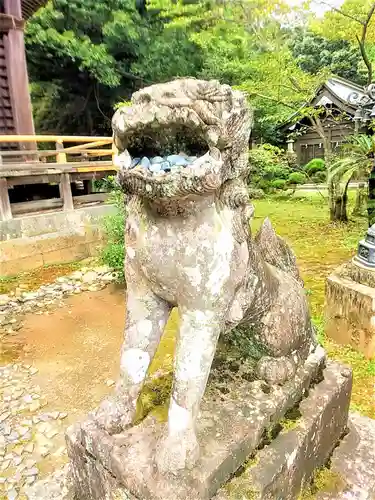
[115,151,220,177]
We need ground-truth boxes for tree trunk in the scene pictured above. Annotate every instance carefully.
[352,182,368,217]
[330,189,348,222]
[367,165,375,226]
[326,149,349,222]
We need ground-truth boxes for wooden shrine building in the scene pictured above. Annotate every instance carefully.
[0,0,46,141]
[280,77,367,166]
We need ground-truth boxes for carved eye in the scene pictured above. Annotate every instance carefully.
[163,91,175,98]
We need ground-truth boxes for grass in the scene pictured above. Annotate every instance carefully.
[252,192,374,418]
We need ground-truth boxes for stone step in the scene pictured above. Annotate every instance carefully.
[318,413,375,500]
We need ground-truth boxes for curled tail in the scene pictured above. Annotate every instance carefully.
[255,218,303,285]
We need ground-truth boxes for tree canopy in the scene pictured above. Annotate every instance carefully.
[25,0,375,139]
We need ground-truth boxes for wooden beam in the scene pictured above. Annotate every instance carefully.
[59,173,74,211]
[73,193,109,205]
[0,160,114,173]
[0,135,112,143]
[7,174,61,186]
[6,170,113,185]
[0,178,12,221]
[10,193,109,216]
[11,198,62,215]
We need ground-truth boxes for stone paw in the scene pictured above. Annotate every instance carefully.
[92,396,135,435]
[256,355,297,385]
[155,428,200,476]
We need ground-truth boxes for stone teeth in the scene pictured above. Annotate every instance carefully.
[114,150,132,170]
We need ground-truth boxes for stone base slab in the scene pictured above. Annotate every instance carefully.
[215,360,352,499]
[66,347,352,500]
[28,412,375,500]
[318,412,375,500]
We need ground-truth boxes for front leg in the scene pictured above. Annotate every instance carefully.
[94,275,171,434]
[155,308,221,475]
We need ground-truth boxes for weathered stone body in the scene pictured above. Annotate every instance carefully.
[91,78,316,474]
[326,261,375,359]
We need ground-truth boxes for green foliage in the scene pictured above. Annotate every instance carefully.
[288,172,307,185]
[311,171,327,184]
[329,135,374,188]
[101,182,126,279]
[271,179,287,190]
[26,0,322,141]
[290,29,365,85]
[305,158,326,175]
[248,187,265,199]
[249,144,295,192]
[26,0,204,134]
[26,0,375,153]
[94,174,119,192]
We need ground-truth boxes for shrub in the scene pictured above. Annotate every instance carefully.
[304,158,326,176]
[249,144,291,188]
[101,181,126,280]
[248,187,265,199]
[288,172,307,185]
[271,179,287,190]
[311,171,327,183]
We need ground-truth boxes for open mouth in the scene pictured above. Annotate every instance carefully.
[113,120,224,197]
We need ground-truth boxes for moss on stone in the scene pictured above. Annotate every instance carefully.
[135,373,172,423]
[223,479,259,499]
[299,467,346,499]
[280,404,302,433]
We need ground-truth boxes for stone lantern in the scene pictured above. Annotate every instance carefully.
[354,224,375,268]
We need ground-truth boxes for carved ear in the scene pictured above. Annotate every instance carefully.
[255,218,303,285]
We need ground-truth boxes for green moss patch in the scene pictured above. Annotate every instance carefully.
[299,467,346,499]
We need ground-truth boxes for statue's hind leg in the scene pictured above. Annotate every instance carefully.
[94,275,171,434]
[155,308,222,475]
[254,275,315,386]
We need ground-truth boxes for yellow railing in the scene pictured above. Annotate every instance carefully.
[0,135,117,163]
[0,135,119,221]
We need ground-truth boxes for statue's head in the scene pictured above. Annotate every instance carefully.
[112,78,252,199]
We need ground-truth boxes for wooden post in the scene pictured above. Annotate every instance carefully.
[0,154,12,221]
[4,0,36,151]
[0,179,12,221]
[59,173,74,211]
[56,140,67,164]
[56,140,73,210]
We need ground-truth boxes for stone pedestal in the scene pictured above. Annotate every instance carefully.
[325,260,375,359]
[66,347,353,500]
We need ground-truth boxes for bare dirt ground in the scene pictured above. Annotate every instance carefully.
[0,285,126,487]
[20,284,125,422]
[0,283,177,494]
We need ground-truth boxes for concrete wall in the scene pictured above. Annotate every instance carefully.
[0,205,116,276]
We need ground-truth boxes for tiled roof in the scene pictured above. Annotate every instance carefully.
[323,77,367,107]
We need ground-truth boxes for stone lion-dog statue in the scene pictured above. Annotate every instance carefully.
[94,78,316,476]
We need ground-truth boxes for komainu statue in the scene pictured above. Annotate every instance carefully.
[94,78,316,475]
